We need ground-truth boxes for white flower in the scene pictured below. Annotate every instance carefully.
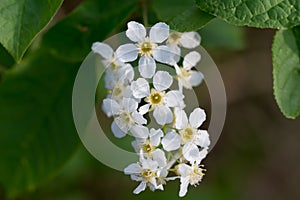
[174,51,204,91]
[94,21,211,197]
[167,31,201,62]
[131,71,185,125]
[161,130,181,151]
[161,108,210,163]
[104,63,134,89]
[115,21,175,78]
[104,64,135,101]
[92,42,124,70]
[177,161,206,197]
[102,98,147,138]
[131,127,164,156]
[124,150,167,194]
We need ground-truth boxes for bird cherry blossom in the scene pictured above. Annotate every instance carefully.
[131,126,164,156]
[92,20,211,198]
[102,98,146,138]
[124,150,167,194]
[177,160,206,197]
[162,107,210,163]
[104,64,135,101]
[131,71,185,125]
[92,42,124,70]
[115,21,175,78]
[174,51,204,91]
[167,31,201,62]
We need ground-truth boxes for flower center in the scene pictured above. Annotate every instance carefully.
[146,89,165,105]
[110,62,120,70]
[142,169,155,180]
[119,112,132,124]
[189,166,205,186]
[167,32,182,44]
[138,38,157,56]
[180,127,195,142]
[150,92,162,104]
[112,83,124,98]
[142,140,154,154]
[179,67,191,78]
[141,42,152,53]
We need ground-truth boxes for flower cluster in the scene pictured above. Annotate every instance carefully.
[92,21,210,197]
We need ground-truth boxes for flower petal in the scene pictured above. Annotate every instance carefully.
[122,98,138,112]
[161,130,181,151]
[102,98,122,117]
[115,116,131,133]
[189,108,206,128]
[149,177,158,190]
[182,143,200,163]
[111,121,127,138]
[133,182,147,194]
[149,128,164,146]
[126,21,146,42]
[165,90,185,108]
[189,70,204,87]
[183,51,201,70]
[142,158,158,169]
[197,148,208,164]
[168,44,181,63]
[179,176,190,197]
[130,125,149,139]
[124,163,142,174]
[123,85,135,99]
[139,104,150,115]
[153,71,173,91]
[119,63,135,83]
[115,43,138,62]
[138,56,156,78]
[131,174,143,181]
[91,42,113,59]
[152,45,175,65]
[149,22,169,43]
[153,105,173,125]
[177,163,192,177]
[174,108,188,129]
[195,130,210,148]
[180,32,201,49]
[131,78,150,98]
[104,70,117,90]
[152,149,167,167]
[132,111,147,125]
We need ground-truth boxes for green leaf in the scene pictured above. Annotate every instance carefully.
[0,50,80,197]
[0,0,63,62]
[0,44,15,69]
[272,26,300,118]
[152,0,214,32]
[196,0,300,29]
[42,0,137,62]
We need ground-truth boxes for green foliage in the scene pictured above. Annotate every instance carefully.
[0,0,63,62]
[196,0,300,28]
[42,0,137,62]
[272,26,300,118]
[0,44,14,69]
[200,19,246,50]
[152,0,214,31]
[0,49,80,197]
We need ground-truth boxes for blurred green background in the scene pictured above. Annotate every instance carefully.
[1,0,300,200]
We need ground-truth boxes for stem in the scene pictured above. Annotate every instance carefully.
[140,0,149,26]
[166,152,180,169]
[162,125,167,134]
